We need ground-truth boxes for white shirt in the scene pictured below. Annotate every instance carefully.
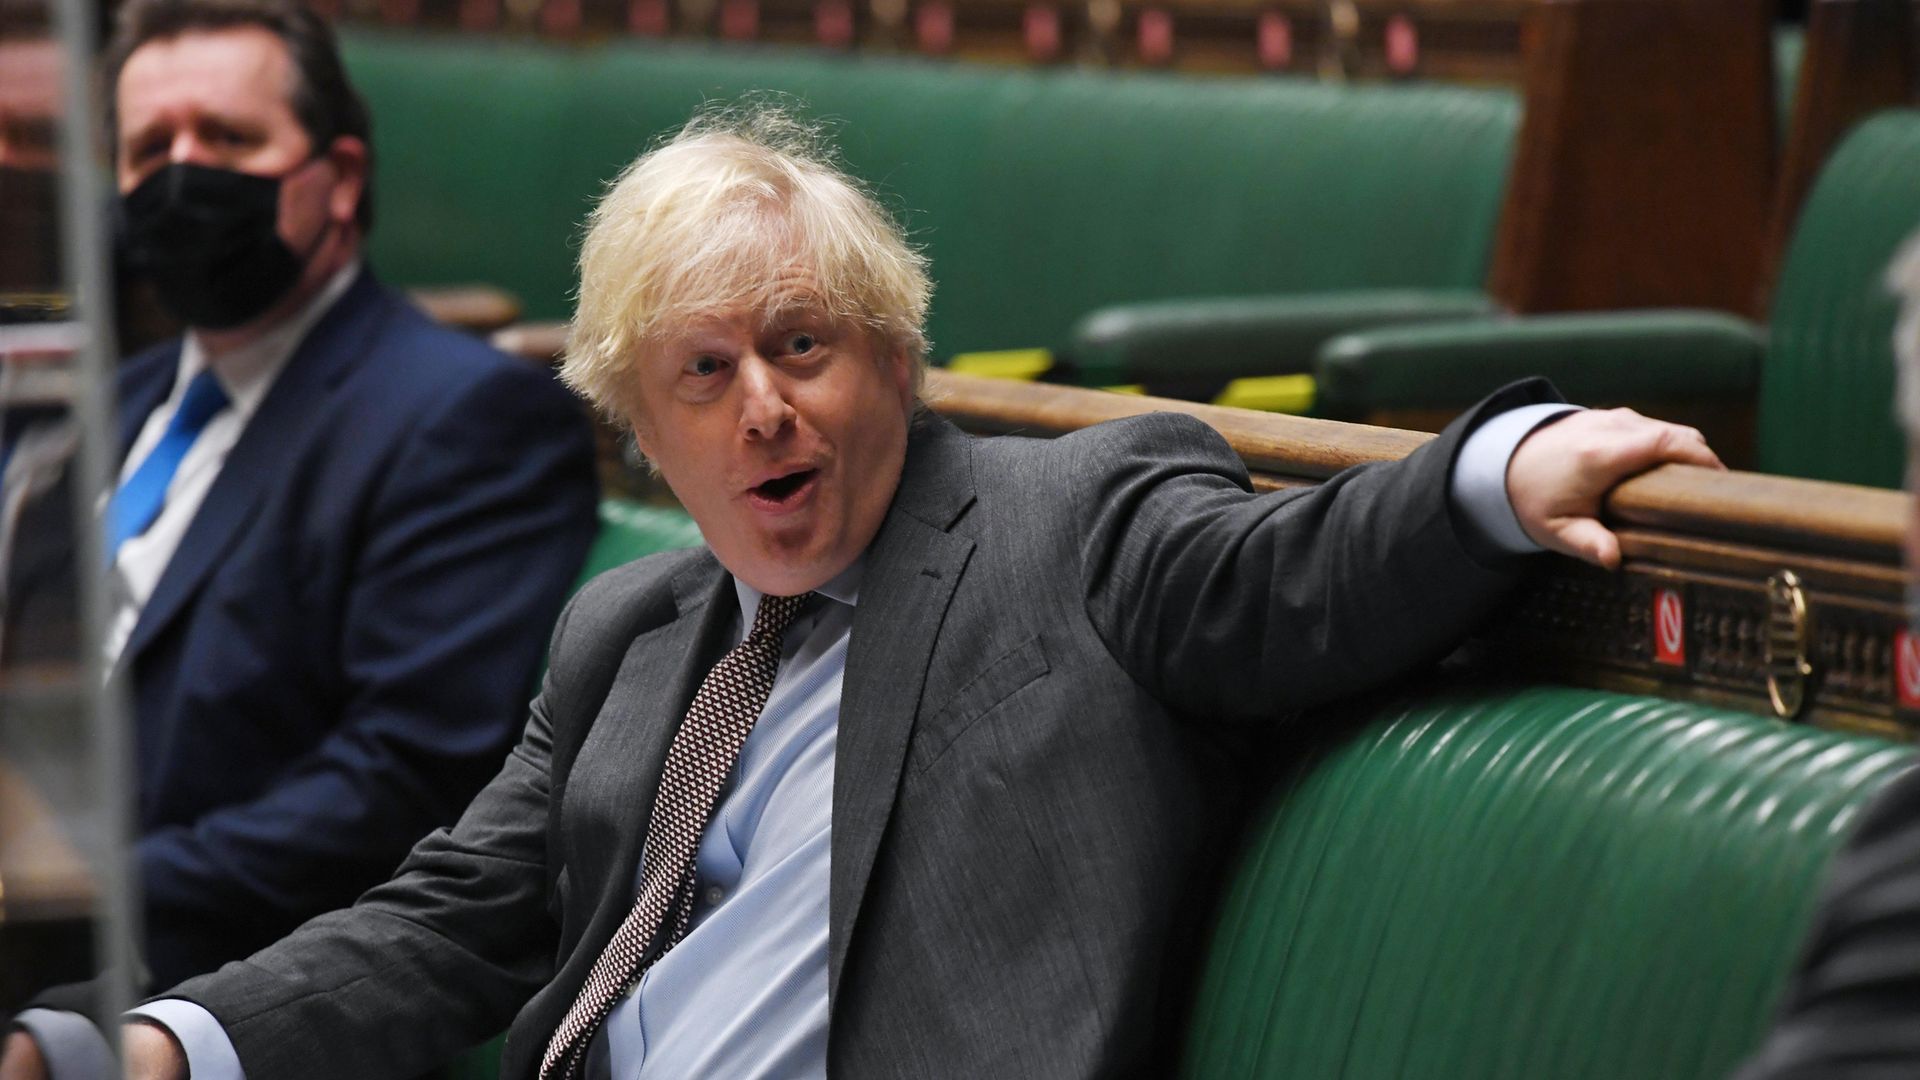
[103,262,360,666]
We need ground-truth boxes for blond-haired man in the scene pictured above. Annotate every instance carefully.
[31,110,1717,1080]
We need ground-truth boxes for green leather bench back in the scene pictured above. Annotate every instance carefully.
[341,31,1517,361]
[1185,684,1916,1079]
[1761,109,1920,488]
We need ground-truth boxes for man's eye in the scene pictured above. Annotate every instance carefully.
[785,332,816,355]
[687,355,723,377]
[128,137,166,164]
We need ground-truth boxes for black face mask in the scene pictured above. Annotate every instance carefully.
[115,162,307,331]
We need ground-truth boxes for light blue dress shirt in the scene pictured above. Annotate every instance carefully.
[21,403,1572,1080]
[582,567,856,1079]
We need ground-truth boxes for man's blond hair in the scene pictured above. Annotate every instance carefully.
[564,105,932,417]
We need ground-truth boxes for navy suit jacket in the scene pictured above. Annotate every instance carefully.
[117,270,597,988]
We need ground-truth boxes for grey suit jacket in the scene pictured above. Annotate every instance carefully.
[1733,762,1920,1079]
[173,381,1552,1078]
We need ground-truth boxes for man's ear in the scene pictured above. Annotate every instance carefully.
[889,346,915,411]
[625,409,656,463]
[323,135,369,227]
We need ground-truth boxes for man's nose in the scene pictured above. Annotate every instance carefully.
[167,132,217,167]
[738,356,795,440]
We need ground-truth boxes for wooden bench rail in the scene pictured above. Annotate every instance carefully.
[926,370,1916,738]
[407,285,524,334]
[0,760,94,926]
[928,371,1907,561]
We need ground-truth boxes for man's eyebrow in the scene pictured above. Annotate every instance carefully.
[120,116,163,149]
[761,294,828,327]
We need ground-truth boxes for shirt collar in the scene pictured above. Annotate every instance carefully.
[175,258,362,418]
[730,557,865,633]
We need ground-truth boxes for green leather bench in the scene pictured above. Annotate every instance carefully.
[1186,683,1913,1079]
[1311,108,1920,489]
[341,30,1516,377]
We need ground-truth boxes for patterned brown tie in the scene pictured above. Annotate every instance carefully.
[539,590,814,1080]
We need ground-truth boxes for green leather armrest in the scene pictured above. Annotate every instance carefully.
[1314,310,1766,420]
[1065,290,1498,388]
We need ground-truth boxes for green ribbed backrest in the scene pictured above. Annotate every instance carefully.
[1186,685,1915,1080]
[342,31,1516,359]
[1760,110,1920,488]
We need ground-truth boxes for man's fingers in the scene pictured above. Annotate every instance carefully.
[1594,417,1725,479]
[0,1031,49,1080]
[1652,423,1726,471]
[1547,516,1622,571]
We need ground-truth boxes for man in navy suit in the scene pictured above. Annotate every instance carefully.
[4,0,597,1065]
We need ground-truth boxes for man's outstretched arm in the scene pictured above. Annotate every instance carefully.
[1069,380,1722,719]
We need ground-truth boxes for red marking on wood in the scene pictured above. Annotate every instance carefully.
[1024,5,1062,61]
[540,0,583,34]
[1385,14,1418,74]
[720,0,759,38]
[1654,588,1685,667]
[815,0,856,46]
[1138,8,1174,64]
[458,0,501,31]
[916,1,955,52]
[629,0,670,34]
[378,0,420,25]
[1897,629,1920,710]
[1257,12,1292,68]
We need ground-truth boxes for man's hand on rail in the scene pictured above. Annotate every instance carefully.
[1507,407,1725,571]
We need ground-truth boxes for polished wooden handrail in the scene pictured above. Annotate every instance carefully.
[927,369,1908,564]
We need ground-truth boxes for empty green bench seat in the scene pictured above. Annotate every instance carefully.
[1187,684,1914,1079]
[1312,108,1920,488]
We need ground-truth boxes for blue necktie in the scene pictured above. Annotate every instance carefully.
[108,369,231,558]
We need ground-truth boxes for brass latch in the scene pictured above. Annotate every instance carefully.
[1765,570,1813,719]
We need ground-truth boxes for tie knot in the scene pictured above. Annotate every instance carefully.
[747,591,812,645]
[175,369,232,431]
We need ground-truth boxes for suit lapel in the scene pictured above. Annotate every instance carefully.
[117,346,179,463]
[120,272,393,666]
[829,417,977,1005]
[575,558,737,919]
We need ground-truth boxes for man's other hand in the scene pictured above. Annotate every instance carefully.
[1507,407,1725,570]
[0,1031,48,1080]
[0,1024,188,1080]
[122,1023,186,1080]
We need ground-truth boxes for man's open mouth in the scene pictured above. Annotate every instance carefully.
[752,469,818,504]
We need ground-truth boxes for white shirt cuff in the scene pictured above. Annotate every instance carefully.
[127,999,247,1080]
[9,1008,113,1080]
[1449,403,1582,556]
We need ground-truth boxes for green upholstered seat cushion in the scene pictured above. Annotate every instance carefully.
[1066,290,1498,387]
[340,32,1516,363]
[1312,310,1765,420]
[1185,685,1915,1080]
[1761,109,1920,489]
